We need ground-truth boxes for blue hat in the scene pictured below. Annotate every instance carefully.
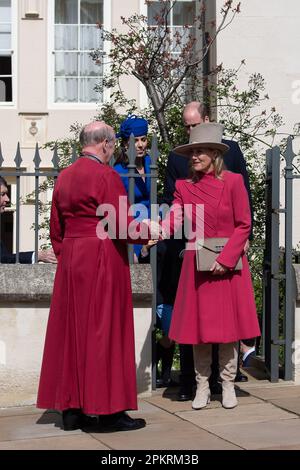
[116,115,148,139]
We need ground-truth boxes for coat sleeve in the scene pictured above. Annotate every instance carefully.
[0,240,33,264]
[50,181,65,259]
[216,174,251,269]
[230,141,254,239]
[98,169,150,244]
[161,181,184,238]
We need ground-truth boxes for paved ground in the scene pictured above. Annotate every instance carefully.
[1,371,300,450]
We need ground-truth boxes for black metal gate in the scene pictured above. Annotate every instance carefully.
[263,137,300,381]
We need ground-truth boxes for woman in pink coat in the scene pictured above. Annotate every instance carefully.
[161,123,260,410]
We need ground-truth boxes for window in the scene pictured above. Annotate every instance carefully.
[147,0,196,48]
[0,0,13,103]
[147,1,196,99]
[53,0,105,104]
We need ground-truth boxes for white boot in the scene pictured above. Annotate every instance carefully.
[222,381,238,409]
[192,344,211,410]
[219,342,238,409]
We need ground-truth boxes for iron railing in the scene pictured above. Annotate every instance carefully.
[0,135,159,388]
[264,136,300,381]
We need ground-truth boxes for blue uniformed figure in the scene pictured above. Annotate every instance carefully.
[114,115,151,262]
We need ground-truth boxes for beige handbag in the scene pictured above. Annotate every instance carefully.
[195,238,243,271]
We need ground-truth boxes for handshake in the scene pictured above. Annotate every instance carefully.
[142,219,166,241]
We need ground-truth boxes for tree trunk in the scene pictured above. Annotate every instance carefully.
[145,80,170,145]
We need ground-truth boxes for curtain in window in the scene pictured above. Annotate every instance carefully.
[54,0,103,103]
[55,78,78,102]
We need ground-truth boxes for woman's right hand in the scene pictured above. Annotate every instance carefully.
[210,261,228,275]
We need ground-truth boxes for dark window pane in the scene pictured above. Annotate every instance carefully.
[0,55,11,74]
[80,0,103,24]
[55,0,78,24]
[173,1,195,26]
[0,76,12,101]
[148,1,171,25]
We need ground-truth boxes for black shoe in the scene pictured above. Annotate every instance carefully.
[97,412,146,432]
[62,409,98,431]
[235,371,248,383]
[177,385,193,401]
[156,377,178,388]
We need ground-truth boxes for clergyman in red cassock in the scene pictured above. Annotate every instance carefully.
[37,121,149,432]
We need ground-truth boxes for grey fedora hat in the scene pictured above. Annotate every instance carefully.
[174,123,229,157]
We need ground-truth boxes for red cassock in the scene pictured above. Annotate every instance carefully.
[163,170,261,345]
[37,158,146,415]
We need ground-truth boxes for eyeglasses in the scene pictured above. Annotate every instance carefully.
[184,122,201,130]
[0,192,8,197]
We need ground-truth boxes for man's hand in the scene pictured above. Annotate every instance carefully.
[210,260,228,275]
[140,240,158,258]
[142,219,162,240]
[38,248,57,264]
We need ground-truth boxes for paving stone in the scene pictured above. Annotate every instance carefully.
[268,397,300,416]
[0,434,109,450]
[89,421,241,450]
[201,418,300,450]
[0,406,42,418]
[145,395,194,413]
[244,386,300,401]
[0,411,81,442]
[130,400,180,424]
[176,403,297,428]
[145,392,262,414]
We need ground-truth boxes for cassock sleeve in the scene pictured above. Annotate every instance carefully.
[216,174,251,269]
[97,169,150,245]
[50,181,65,259]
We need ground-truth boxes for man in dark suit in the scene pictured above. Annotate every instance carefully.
[0,176,56,264]
[240,339,256,367]
[163,102,253,401]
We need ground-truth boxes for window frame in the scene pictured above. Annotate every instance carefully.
[0,0,17,108]
[139,0,196,108]
[48,0,111,109]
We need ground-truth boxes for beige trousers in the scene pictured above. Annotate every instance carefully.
[193,342,238,383]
